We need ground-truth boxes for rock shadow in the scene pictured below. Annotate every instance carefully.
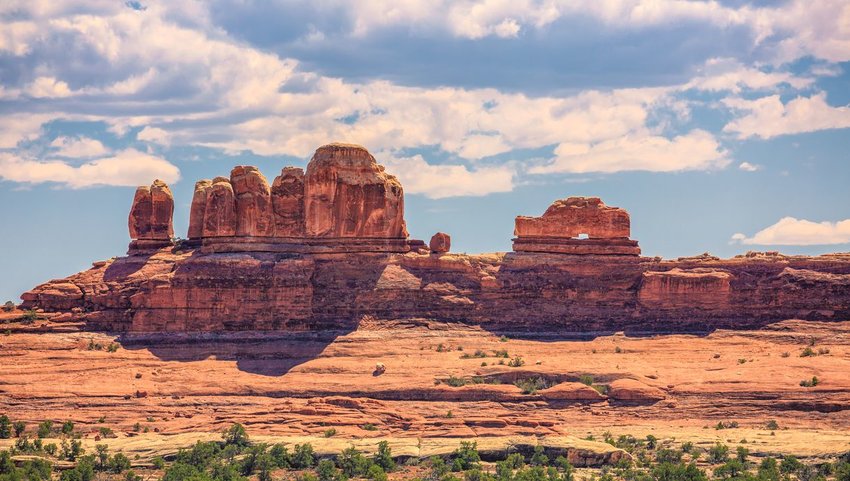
[103,253,156,281]
[118,329,354,377]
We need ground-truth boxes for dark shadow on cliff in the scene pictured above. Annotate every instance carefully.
[118,329,356,376]
[103,253,156,281]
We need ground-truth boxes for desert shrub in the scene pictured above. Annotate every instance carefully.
[292,443,315,469]
[427,457,450,481]
[758,458,781,481]
[12,422,25,438]
[515,377,550,394]
[765,420,779,430]
[98,427,115,438]
[95,444,110,470]
[715,421,738,430]
[37,420,53,439]
[493,349,509,358]
[107,343,119,353]
[162,462,209,481]
[61,420,74,435]
[361,423,378,431]
[177,441,221,469]
[2,301,14,312]
[656,449,682,464]
[374,441,395,472]
[124,470,142,481]
[367,464,388,481]
[800,376,819,387]
[780,456,803,474]
[452,442,481,471]
[338,446,371,477]
[223,423,249,447]
[579,375,594,386]
[652,462,707,481]
[446,376,467,387]
[736,446,749,463]
[21,310,38,323]
[0,416,10,439]
[317,459,342,481]
[323,428,337,438]
[109,453,131,473]
[60,455,96,481]
[800,347,816,357]
[645,435,658,450]
[507,356,525,367]
[529,445,548,467]
[708,443,729,464]
[61,438,84,461]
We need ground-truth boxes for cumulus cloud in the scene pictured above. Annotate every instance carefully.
[685,58,813,93]
[380,154,514,199]
[723,93,850,139]
[738,162,760,172]
[732,217,850,245]
[49,136,111,158]
[530,130,728,174]
[0,149,180,189]
[137,126,171,146]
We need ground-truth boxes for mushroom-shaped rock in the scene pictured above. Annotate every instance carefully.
[271,167,306,237]
[304,143,407,238]
[202,177,237,237]
[538,382,607,402]
[187,179,213,239]
[128,179,174,241]
[429,232,451,254]
[231,166,274,237]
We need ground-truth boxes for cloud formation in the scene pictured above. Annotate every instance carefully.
[723,93,850,139]
[732,217,850,245]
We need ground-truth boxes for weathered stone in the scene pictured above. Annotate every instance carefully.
[203,177,237,237]
[128,180,174,241]
[429,232,451,254]
[513,197,639,255]
[304,143,407,238]
[515,197,630,239]
[271,167,306,237]
[187,180,213,239]
[231,166,274,237]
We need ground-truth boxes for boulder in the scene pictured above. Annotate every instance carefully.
[231,166,274,237]
[304,143,407,238]
[607,379,666,403]
[271,167,306,237]
[429,232,451,254]
[128,180,174,241]
[203,177,238,237]
[539,382,606,402]
[187,179,213,239]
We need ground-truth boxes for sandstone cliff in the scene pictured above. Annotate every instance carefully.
[19,143,850,333]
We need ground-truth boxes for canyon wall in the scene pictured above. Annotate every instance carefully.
[19,143,850,333]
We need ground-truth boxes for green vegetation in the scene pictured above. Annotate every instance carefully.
[2,301,14,312]
[507,356,525,367]
[800,376,820,387]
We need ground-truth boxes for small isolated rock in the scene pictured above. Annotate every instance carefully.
[373,362,386,376]
[607,378,666,403]
[429,232,451,254]
[135,373,142,379]
[135,390,148,398]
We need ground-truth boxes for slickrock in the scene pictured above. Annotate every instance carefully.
[430,232,451,254]
[607,379,666,403]
[539,383,607,402]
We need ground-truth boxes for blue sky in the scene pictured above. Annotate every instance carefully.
[1,0,850,302]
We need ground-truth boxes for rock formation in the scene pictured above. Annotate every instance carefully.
[128,179,174,252]
[429,232,451,254]
[513,197,640,255]
[304,143,407,239]
[19,142,850,333]
[271,167,306,237]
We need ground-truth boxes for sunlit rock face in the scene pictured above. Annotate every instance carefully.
[203,177,238,238]
[271,167,306,237]
[231,166,274,237]
[304,143,407,239]
[513,197,640,255]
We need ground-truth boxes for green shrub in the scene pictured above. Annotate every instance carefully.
[338,446,370,477]
[109,453,132,473]
[61,420,75,435]
[317,459,341,481]
[514,377,550,394]
[529,445,548,466]
[12,421,25,437]
[323,428,337,438]
[2,301,14,312]
[453,442,481,471]
[223,423,249,447]
[507,356,525,367]
[361,423,378,431]
[37,420,53,439]
[579,375,594,386]
[446,376,467,387]
[367,464,388,481]
[800,376,819,387]
[292,443,315,469]
[374,441,395,472]
[800,347,816,357]
[708,443,729,464]
[0,415,11,439]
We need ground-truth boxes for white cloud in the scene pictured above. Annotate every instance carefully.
[685,58,813,93]
[732,217,850,245]
[137,126,171,146]
[49,136,111,158]
[738,162,760,172]
[380,154,514,198]
[26,76,73,98]
[0,149,180,189]
[723,93,850,139]
[530,129,728,174]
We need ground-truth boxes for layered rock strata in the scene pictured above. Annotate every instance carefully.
[513,197,640,255]
[20,142,850,333]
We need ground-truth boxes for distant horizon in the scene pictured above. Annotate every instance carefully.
[2,1,849,302]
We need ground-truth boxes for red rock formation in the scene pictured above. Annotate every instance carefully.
[187,180,212,240]
[429,232,451,254]
[638,268,732,310]
[128,180,174,241]
[203,177,237,237]
[304,143,407,238]
[271,167,306,237]
[231,166,274,237]
[513,197,639,255]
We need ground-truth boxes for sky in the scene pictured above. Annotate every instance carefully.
[1,0,850,302]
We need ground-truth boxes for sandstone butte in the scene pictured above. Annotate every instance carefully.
[18,142,850,333]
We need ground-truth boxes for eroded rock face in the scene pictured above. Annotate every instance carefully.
[304,143,407,238]
[513,197,639,255]
[271,167,306,237]
[515,197,630,239]
[203,177,237,237]
[188,180,213,240]
[128,180,174,241]
[231,166,274,237]
[429,232,451,254]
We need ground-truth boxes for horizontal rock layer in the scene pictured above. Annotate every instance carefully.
[20,249,850,333]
